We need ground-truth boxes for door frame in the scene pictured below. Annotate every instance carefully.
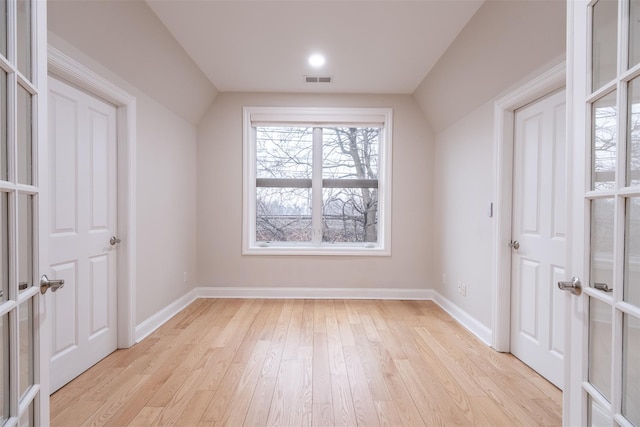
[492,61,566,352]
[47,46,136,349]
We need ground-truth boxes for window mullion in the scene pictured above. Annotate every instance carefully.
[312,127,323,244]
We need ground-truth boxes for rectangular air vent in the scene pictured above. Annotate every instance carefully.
[305,75,332,83]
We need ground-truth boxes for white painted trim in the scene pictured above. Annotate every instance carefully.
[135,289,199,343]
[47,46,137,348]
[134,287,432,342]
[242,106,393,256]
[492,62,566,352]
[133,287,494,351]
[431,291,493,346]
[36,0,51,421]
[194,286,432,300]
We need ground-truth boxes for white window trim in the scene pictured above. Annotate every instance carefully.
[242,106,392,256]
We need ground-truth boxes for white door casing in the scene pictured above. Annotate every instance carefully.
[510,89,567,389]
[47,76,118,392]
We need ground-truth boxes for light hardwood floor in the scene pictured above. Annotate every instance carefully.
[50,299,562,426]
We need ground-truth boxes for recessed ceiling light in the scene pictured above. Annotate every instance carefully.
[308,53,326,68]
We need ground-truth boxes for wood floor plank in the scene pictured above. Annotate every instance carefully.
[242,338,287,426]
[414,325,486,397]
[312,332,332,405]
[50,299,562,427]
[81,373,151,426]
[374,400,405,427]
[330,374,358,427]
[51,400,103,427]
[379,359,427,426]
[126,407,163,427]
[231,300,278,364]
[313,403,334,427]
[199,362,244,423]
[282,299,304,360]
[174,390,215,426]
[335,301,356,346]
[220,340,270,426]
[343,345,381,426]
[153,367,207,426]
[350,323,392,401]
[394,358,446,426]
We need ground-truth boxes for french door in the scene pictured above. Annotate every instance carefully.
[566,0,640,425]
[0,0,48,425]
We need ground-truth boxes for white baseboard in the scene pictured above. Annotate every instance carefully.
[134,286,493,348]
[193,286,434,300]
[134,289,198,342]
[431,291,493,346]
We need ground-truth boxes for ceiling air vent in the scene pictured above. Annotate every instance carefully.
[305,75,332,83]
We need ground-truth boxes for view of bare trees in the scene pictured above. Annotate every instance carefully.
[628,78,640,186]
[592,78,640,298]
[593,91,617,190]
[255,126,379,243]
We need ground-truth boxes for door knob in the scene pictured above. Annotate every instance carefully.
[110,236,122,246]
[509,240,520,250]
[40,275,65,294]
[558,276,582,296]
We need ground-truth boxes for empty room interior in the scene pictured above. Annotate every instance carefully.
[2,0,639,425]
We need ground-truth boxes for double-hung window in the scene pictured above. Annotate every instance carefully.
[243,107,392,255]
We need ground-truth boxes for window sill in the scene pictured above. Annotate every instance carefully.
[243,243,391,256]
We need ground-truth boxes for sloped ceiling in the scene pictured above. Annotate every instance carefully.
[146,0,484,94]
[48,0,219,125]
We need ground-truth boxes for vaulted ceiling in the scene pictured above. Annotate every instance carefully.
[47,0,565,127]
[146,0,484,94]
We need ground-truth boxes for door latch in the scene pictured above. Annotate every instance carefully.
[40,275,65,294]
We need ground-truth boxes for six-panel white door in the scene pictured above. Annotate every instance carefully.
[47,76,118,393]
[510,89,567,389]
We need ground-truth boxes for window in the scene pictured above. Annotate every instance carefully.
[243,107,392,255]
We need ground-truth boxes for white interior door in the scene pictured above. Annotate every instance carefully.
[1,0,48,424]
[47,76,118,393]
[510,89,567,389]
[565,0,640,424]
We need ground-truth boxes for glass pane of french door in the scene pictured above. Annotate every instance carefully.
[0,315,8,424]
[630,0,640,69]
[0,0,43,424]
[622,313,640,424]
[592,0,618,91]
[627,76,640,187]
[0,1,6,59]
[585,0,640,425]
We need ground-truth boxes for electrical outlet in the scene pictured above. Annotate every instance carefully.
[442,273,446,285]
[183,272,188,283]
[457,281,467,296]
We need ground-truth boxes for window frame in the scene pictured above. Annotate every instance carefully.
[242,106,393,256]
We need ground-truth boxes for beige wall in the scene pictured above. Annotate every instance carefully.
[422,1,567,329]
[48,33,199,325]
[432,102,495,327]
[197,93,434,289]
